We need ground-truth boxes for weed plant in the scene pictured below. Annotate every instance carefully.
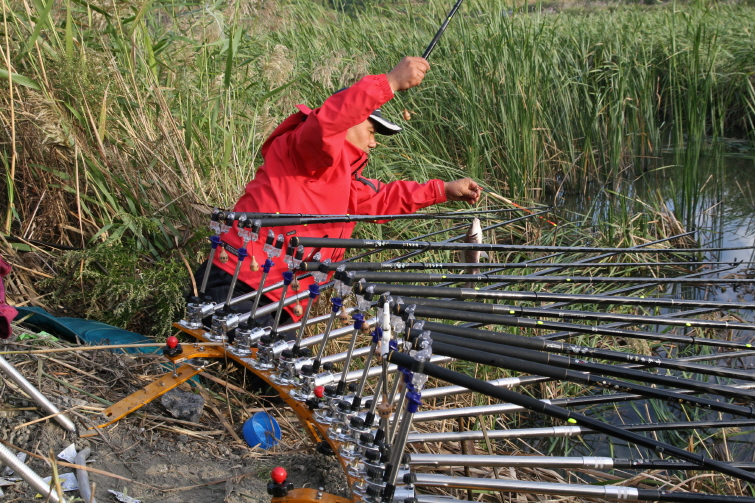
[2,0,753,251]
[1,4,754,497]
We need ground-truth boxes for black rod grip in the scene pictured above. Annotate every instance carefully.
[384,351,755,485]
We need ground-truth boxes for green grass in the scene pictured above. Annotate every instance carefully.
[1,0,753,332]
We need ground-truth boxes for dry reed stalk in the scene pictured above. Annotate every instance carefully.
[2,0,17,235]
[0,342,223,355]
[197,384,243,443]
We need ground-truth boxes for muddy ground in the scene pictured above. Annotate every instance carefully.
[0,327,349,503]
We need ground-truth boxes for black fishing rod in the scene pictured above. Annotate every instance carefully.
[211,206,532,222]
[247,208,552,229]
[225,207,535,220]
[332,209,546,276]
[463,231,701,293]
[212,211,475,316]
[353,281,755,311]
[386,351,755,484]
[407,348,755,424]
[524,264,739,339]
[439,232,723,341]
[619,418,755,432]
[299,260,741,272]
[390,295,755,350]
[410,380,755,423]
[336,270,755,285]
[394,296,755,331]
[395,305,755,380]
[220,203,542,316]
[398,304,753,351]
[422,0,465,59]
[291,236,755,255]
[403,328,755,406]
[423,226,696,301]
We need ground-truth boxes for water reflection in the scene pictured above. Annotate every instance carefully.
[546,153,755,463]
[555,154,755,303]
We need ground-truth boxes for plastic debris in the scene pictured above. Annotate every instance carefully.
[1,451,26,478]
[58,444,77,463]
[41,472,78,492]
[108,489,142,502]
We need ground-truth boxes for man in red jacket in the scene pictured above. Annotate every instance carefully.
[197,56,480,325]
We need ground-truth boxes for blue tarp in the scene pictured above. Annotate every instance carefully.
[15,306,160,354]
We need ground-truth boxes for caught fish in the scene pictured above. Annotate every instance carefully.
[463,218,488,287]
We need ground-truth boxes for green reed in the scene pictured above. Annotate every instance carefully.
[1,0,752,334]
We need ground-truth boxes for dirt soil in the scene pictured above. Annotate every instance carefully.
[0,326,349,503]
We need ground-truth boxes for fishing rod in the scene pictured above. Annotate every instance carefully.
[410,347,755,422]
[406,453,755,471]
[335,270,755,285]
[397,308,755,380]
[435,232,724,342]
[291,236,755,255]
[220,207,537,220]
[335,209,545,282]
[401,329,755,409]
[210,207,543,324]
[363,347,755,405]
[206,208,496,317]
[372,219,694,303]
[299,260,742,272]
[386,350,755,484]
[407,473,755,503]
[398,299,752,345]
[353,282,755,311]
[317,209,546,288]
[460,231,701,293]
[423,0,465,59]
[199,209,529,364]
[394,295,755,331]
[406,418,755,444]
[247,208,551,229]
[403,304,755,350]
[371,260,735,341]
[519,262,740,339]
[409,386,753,422]
[226,209,544,228]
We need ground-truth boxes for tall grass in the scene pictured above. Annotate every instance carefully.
[0,0,753,331]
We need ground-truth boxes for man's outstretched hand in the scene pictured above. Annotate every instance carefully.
[444,178,481,204]
[386,57,430,92]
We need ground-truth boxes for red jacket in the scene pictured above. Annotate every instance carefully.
[214,74,447,320]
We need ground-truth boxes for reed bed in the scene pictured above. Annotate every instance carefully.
[0,0,752,355]
[2,0,753,244]
[1,5,753,500]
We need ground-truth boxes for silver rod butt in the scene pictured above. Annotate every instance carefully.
[407,453,615,469]
[0,442,60,503]
[0,356,76,433]
[411,473,640,500]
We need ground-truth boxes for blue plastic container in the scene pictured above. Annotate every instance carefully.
[242,412,281,449]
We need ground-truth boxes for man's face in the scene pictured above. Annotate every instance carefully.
[345,119,377,154]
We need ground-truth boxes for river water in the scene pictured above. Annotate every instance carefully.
[541,154,755,462]
[556,155,755,301]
